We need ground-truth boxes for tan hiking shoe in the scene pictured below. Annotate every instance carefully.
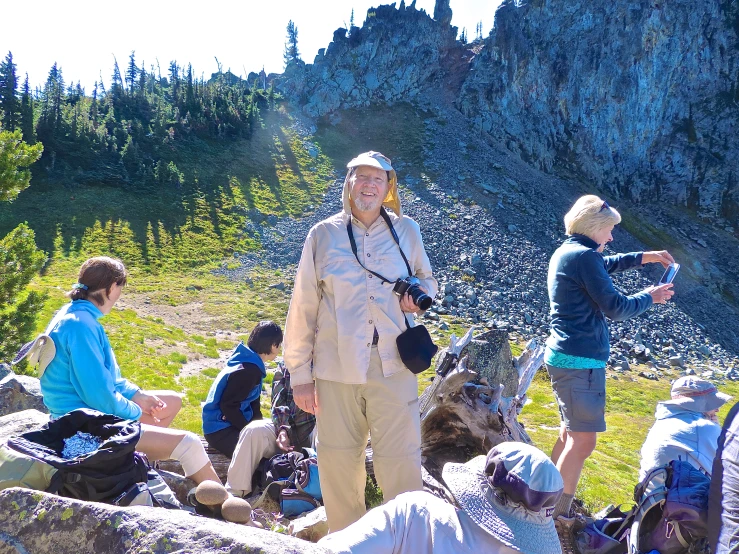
[555,515,585,554]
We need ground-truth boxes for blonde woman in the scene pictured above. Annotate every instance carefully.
[40,256,221,485]
[545,196,674,524]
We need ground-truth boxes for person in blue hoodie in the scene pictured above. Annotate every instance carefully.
[545,195,676,525]
[39,256,221,485]
[203,321,283,457]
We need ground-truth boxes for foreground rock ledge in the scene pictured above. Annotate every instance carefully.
[0,488,329,554]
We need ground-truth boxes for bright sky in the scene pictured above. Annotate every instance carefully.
[1,1,502,93]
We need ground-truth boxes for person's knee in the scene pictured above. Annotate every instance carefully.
[171,431,210,477]
[567,432,597,457]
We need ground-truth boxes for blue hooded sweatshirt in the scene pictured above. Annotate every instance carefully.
[546,234,653,361]
[40,300,142,420]
[202,342,266,435]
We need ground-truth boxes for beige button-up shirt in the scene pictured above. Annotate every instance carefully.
[284,210,438,386]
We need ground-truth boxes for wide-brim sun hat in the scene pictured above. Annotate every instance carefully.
[345,151,401,216]
[662,376,732,413]
[442,442,564,554]
[12,334,56,378]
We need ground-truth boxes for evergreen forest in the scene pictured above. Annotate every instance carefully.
[0,51,276,188]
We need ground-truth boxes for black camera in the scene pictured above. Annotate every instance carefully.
[393,276,433,311]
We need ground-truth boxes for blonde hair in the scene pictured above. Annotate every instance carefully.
[564,195,621,237]
[66,257,128,305]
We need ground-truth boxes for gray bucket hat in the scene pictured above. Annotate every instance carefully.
[442,442,564,554]
[662,376,732,413]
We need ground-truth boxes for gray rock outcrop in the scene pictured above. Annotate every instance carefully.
[0,374,47,417]
[459,0,739,225]
[0,409,50,440]
[278,4,459,117]
[0,487,329,554]
[279,0,739,227]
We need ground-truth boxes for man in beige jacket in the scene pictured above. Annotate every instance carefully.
[283,151,438,531]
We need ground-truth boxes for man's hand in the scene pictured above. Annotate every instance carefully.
[276,428,293,452]
[642,250,675,268]
[645,283,675,304]
[293,383,319,415]
[132,390,166,423]
[399,285,429,314]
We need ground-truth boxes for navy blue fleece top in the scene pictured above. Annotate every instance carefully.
[546,234,653,361]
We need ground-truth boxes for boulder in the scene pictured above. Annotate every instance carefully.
[0,487,329,554]
[0,374,47,417]
[0,409,50,441]
[288,507,329,543]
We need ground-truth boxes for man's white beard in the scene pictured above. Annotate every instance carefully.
[353,194,382,212]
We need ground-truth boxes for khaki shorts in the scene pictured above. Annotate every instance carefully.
[547,365,607,433]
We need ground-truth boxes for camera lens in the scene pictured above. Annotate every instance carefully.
[409,286,433,311]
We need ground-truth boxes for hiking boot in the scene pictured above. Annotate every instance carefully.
[555,515,585,554]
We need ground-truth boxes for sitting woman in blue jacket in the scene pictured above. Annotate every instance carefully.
[40,256,221,485]
[203,321,283,457]
[545,195,676,523]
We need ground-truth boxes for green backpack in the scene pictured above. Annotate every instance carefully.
[0,443,57,491]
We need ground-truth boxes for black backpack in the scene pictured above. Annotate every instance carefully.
[4,409,149,503]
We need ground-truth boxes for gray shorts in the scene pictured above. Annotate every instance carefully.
[547,365,607,433]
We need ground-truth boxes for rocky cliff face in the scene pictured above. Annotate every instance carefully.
[459,0,739,225]
[279,0,739,227]
[279,2,460,117]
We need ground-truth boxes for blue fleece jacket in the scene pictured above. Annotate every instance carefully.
[40,300,142,420]
[202,342,266,435]
[546,234,653,361]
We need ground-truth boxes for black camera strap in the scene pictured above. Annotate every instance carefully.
[346,207,412,284]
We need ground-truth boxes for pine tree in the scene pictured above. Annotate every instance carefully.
[110,57,124,104]
[0,52,21,131]
[0,130,46,364]
[19,75,34,143]
[284,20,301,67]
[126,51,138,94]
[476,21,483,41]
[460,27,467,43]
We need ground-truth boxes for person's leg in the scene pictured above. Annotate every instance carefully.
[364,349,422,502]
[226,420,279,495]
[556,430,597,495]
[138,390,182,427]
[315,377,370,532]
[546,366,605,518]
[551,423,568,466]
[205,426,242,458]
[137,424,220,484]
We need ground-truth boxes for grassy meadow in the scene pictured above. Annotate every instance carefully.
[2,102,736,514]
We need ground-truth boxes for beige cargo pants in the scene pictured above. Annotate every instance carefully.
[316,347,422,532]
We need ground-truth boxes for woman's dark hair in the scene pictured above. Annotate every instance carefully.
[247,321,283,355]
[66,257,128,305]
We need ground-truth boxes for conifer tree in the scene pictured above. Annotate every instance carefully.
[0,52,20,131]
[111,58,124,102]
[126,51,138,94]
[19,75,34,143]
[284,20,301,67]
[0,130,45,363]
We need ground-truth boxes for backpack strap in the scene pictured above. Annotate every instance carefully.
[628,466,670,554]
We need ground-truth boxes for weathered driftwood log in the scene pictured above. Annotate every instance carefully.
[418,329,543,481]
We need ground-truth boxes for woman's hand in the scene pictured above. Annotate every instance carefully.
[642,250,675,268]
[276,428,293,452]
[645,283,675,304]
[293,383,319,415]
[132,390,167,423]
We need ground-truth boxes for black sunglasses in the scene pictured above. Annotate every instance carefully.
[600,201,610,212]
